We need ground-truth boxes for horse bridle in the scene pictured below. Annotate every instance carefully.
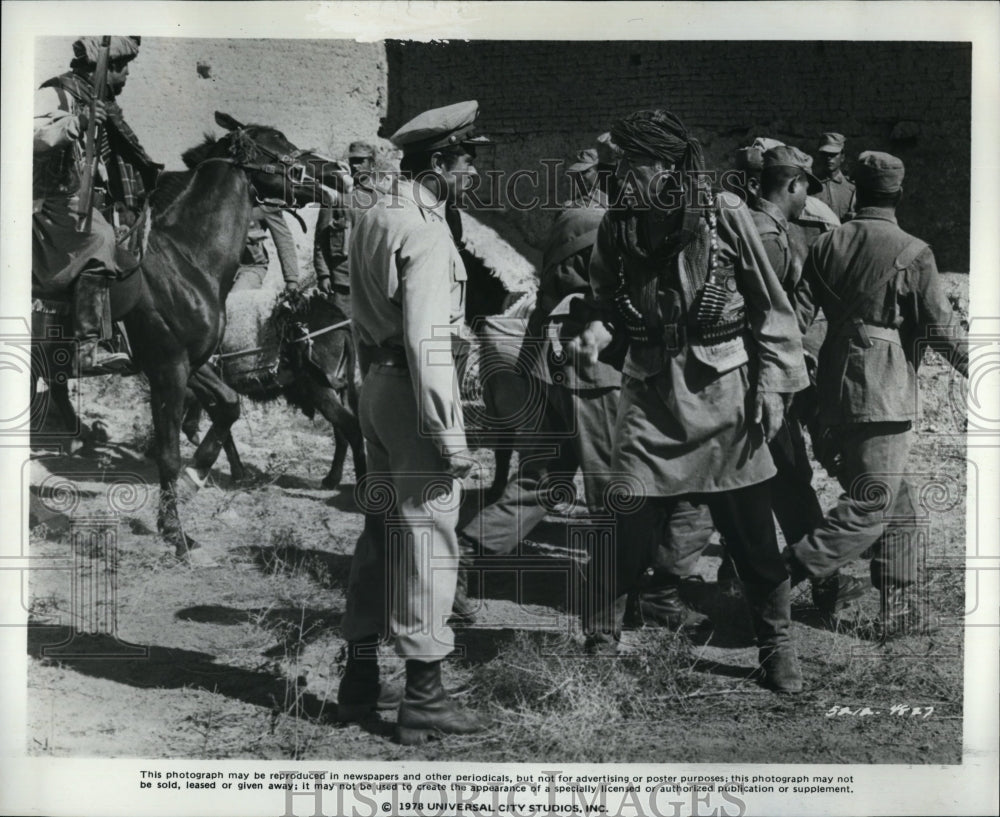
[227,127,318,206]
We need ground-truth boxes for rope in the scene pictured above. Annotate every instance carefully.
[213,317,352,361]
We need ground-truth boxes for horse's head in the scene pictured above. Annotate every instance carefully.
[207,112,352,208]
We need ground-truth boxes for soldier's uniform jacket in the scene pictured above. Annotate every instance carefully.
[313,179,379,292]
[529,188,621,390]
[793,206,967,426]
[349,176,468,456]
[752,197,840,298]
[588,191,808,495]
[751,197,796,291]
[815,170,856,222]
[241,204,300,285]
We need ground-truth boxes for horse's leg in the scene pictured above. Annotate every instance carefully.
[184,384,246,482]
[181,388,203,445]
[220,431,247,483]
[322,426,349,490]
[488,448,513,503]
[186,365,242,486]
[310,384,366,488]
[147,357,193,557]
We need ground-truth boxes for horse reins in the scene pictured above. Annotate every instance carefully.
[212,317,352,363]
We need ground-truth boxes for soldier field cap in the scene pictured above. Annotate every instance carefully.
[763,145,823,194]
[854,150,905,193]
[734,137,785,171]
[390,100,492,155]
[595,132,622,166]
[567,148,600,173]
[818,132,847,154]
[348,141,375,159]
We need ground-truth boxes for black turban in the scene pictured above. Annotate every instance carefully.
[610,109,705,176]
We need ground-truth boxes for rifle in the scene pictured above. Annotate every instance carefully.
[78,35,112,234]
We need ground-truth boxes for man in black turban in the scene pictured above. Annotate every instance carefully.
[568,109,809,693]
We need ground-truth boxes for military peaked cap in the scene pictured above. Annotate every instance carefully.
[390,100,491,154]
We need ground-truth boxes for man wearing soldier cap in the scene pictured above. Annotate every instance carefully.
[33,35,160,373]
[337,101,489,742]
[813,132,856,221]
[313,140,379,316]
[567,109,809,692]
[788,151,969,637]
[456,138,625,605]
[346,140,376,179]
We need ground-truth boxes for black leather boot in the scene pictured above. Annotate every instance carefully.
[636,572,713,640]
[396,659,489,744]
[811,572,868,617]
[74,270,129,374]
[336,636,403,723]
[745,579,803,693]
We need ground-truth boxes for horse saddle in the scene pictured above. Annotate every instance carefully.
[32,257,145,322]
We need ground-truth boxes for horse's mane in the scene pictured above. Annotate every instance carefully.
[148,169,194,213]
[181,127,266,170]
[152,127,272,213]
[180,133,218,169]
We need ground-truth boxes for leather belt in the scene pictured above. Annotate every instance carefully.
[365,345,408,369]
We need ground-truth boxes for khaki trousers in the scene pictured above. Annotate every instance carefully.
[790,422,918,589]
[341,365,461,660]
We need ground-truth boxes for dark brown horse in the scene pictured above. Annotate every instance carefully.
[32,112,350,559]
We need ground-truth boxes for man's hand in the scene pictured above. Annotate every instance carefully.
[316,276,332,295]
[284,280,299,294]
[753,391,788,443]
[565,320,614,367]
[444,449,478,481]
[77,100,107,135]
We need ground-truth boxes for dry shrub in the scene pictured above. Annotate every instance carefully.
[468,630,699,762]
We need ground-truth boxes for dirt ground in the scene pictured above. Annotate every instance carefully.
[25,275,969,763]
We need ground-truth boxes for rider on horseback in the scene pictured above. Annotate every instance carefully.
[32,35,161,375]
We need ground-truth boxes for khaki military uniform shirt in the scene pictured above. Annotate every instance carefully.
[314,181,379,291]
[529,188,621,390]
[241,204,300,285]
[349,177,468,455]
[815,170,856,222]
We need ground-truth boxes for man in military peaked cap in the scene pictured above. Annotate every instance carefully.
[789,151,969,638]
[337,101,489,744]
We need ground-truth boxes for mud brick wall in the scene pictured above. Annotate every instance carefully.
[385,41,971,271]
[34,37,393,172]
